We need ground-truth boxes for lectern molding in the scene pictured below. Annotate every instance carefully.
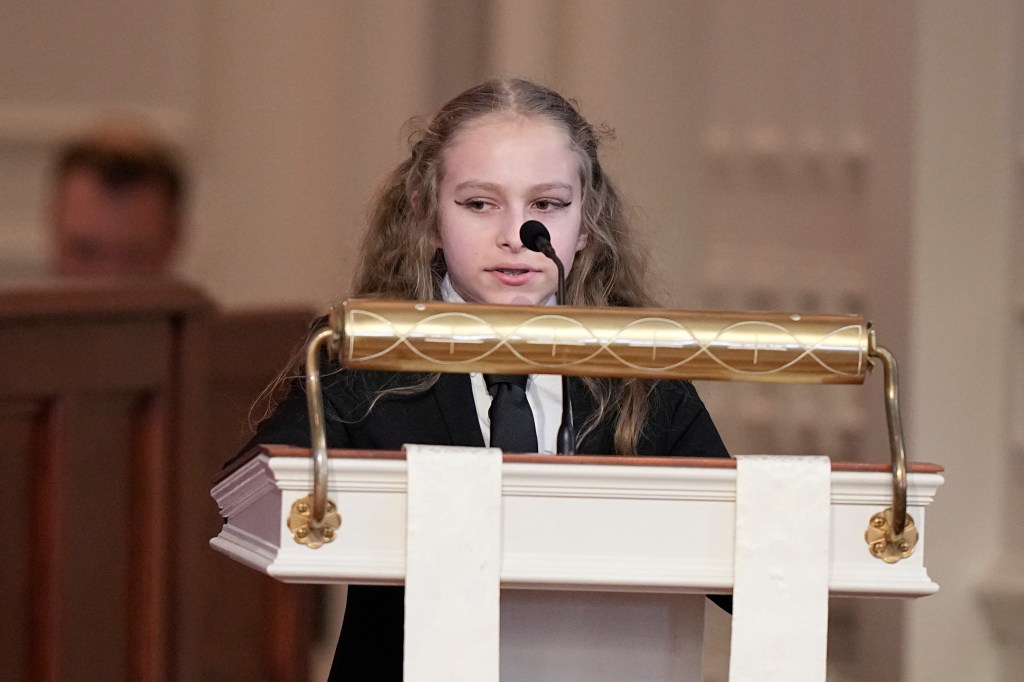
[211,446,942,597]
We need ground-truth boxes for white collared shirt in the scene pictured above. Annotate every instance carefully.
[440,276,561,454]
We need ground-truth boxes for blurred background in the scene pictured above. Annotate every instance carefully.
[0,1,1020,681]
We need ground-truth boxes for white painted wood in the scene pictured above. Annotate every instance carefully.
[211,451,942,598]
[500,591,705,682]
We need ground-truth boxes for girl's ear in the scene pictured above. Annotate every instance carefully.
[575,229,588,252]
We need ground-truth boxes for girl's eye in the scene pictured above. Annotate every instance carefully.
[455,199,493,212]
[533,199,569,211]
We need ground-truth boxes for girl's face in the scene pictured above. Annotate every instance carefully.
[436,114,587,306]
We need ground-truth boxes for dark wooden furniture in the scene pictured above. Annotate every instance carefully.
[0,279,316,681]
[196,307,319,682]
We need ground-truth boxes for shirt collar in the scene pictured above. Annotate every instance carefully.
[440,275,463,303]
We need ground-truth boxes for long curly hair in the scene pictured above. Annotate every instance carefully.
[347,78,661,454]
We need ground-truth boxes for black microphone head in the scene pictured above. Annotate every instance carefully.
[519,220,551,253]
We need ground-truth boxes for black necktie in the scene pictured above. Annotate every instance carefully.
[484,374,538,453]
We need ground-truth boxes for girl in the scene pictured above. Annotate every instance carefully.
[246,78,728,680]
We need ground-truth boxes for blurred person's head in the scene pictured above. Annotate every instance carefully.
[50,123,185,277]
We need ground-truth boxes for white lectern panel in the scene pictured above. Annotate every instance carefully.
[211,449,942,598]
[500,591,705,682]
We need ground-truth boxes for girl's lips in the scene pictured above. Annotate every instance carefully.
[488,266,536,286]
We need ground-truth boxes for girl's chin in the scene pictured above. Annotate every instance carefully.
[454,284,556,306]
[506,295,541,305]
[486,292,555,306]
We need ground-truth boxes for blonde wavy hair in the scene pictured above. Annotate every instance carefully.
[347,78,662,454]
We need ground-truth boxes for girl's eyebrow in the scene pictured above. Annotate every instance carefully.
[452,181,576,194]
[531,182,575,194]
[453,180,502,193]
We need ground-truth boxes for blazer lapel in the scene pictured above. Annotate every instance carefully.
[432,373,486,447]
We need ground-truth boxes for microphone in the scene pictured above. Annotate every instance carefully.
[519,220,576,455]
[520,220,566,305]
[520,219,553,254]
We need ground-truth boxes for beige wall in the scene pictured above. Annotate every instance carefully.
[1,1,1019,680]
[910,2,1020,681]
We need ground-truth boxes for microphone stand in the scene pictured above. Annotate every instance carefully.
[550,253,576,455]
[521,221,577,455]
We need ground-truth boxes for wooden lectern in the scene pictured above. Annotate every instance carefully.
[211,300,943,681]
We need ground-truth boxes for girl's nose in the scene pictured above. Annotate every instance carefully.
[497,211,526,251]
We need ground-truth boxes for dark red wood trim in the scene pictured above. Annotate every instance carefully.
[220,444,943,478]
[129,392,168,681]
[30,397,65,682]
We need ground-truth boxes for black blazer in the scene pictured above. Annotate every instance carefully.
[240,368,730,680]
[247,370,728,458]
